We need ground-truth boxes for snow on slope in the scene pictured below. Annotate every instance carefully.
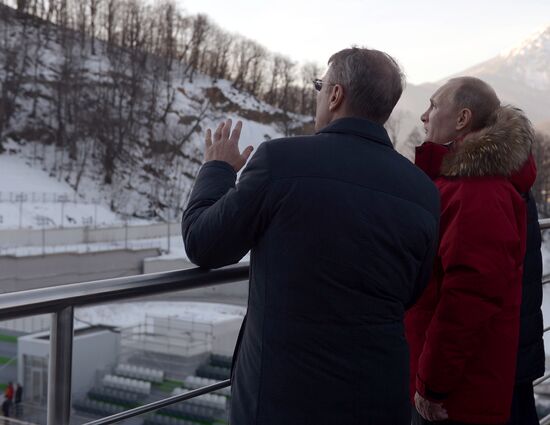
[0,10,313,228]
[0,142,122,229]
[0,7,312,226]
[0,103,289,231]
[497,26,550,91]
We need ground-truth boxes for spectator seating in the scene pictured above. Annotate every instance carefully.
[115,363,164,383]
[102,374,151,395]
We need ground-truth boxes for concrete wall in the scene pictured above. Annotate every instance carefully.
[0,222,180,248]
[0,315,50,333]
[0,248,160,293]
[72,329,120,398]
[212,317,243,357]
[18,327,120,400]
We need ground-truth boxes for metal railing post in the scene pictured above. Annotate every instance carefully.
[47,306,74,425]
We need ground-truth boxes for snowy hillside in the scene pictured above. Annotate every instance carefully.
[0,146,122,228]
[0,5,312,225]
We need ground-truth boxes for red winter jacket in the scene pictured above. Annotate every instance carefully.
[405,106,536,424]
[4,384,13,401]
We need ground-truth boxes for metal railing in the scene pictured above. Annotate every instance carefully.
[535,218,550,424]
[0,263,249,425]
[0,218,548,425]
[0,418,38,425]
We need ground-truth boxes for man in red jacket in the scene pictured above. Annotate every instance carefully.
[405,77,537,424]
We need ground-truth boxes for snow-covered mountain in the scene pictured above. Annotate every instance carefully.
[393,25,550,150]
[467,26,550,92]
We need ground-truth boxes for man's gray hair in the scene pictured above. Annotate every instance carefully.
[327,47,405,124]
[449,76,501,131]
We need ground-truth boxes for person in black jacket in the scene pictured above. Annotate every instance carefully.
[14,383,22,417]
[182,47,440,425]
[509,194,544,425]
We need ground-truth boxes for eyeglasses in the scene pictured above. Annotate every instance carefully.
[312,78,334,92]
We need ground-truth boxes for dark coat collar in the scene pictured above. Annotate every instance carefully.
[316,117,393,149]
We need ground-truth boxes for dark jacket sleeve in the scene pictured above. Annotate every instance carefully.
[182,142,271,268]
[515,191,544,383]
[417,180,526,398]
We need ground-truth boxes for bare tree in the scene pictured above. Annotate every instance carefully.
[232,38,265,93]
[89,0,100,54]
[397,126,423,161]
[299,62,320,116]
[207,25,233,81]
[264,55,283,106]
[384,110,403,146]
[0,9,30,152]
[103,0,118,50]
[184,14,209,82]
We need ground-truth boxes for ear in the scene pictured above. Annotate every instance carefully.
[456,108,472,131]
[328,84,345,112]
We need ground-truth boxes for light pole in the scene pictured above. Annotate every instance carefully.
[93,199,98,228]
[36,215,49,256]
[58,194,69,228]
[124,215,129,250]
[82,216,93,251]
[15,193,28,229]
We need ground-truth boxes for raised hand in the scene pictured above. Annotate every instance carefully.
[205,119,254,172]
[414,391,448,422]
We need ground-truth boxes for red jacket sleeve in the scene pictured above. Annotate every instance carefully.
[416,179,525,398]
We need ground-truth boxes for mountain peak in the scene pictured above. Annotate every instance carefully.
[501,25,550,59]
[458,25,550,93]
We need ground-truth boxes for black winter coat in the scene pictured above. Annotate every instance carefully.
[516,193,544,384]
[182,117,440,425]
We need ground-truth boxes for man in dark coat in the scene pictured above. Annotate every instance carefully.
[509,177,544,424]
[405,77,542,425]
[182,47,440,425]
[14,383,22,416]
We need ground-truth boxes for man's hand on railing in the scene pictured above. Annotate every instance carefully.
[414,391,448,422]
[205,119,254,172]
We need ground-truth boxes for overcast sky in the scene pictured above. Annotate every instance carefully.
[178,0,550,85]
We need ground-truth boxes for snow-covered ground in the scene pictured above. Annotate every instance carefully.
[0,9,310,225]
[75,301,246,329]
[0,147,128,229]
[0,235,180,257]
[0,108,290,232]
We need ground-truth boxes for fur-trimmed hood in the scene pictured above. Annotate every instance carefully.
[415,105,537,193]
[441,105,535,178]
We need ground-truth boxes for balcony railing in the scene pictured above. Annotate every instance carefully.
[0,263,248,425]
[534,218,550,424]
[0,218,548,425]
